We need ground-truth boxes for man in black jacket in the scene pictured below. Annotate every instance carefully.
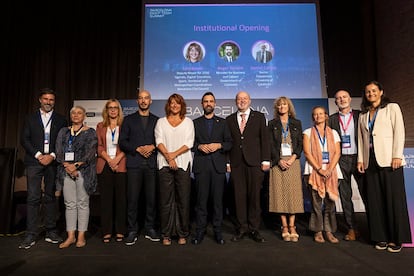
[119,90,160,245]
[226,91,270,243]
[191,92,232,245]
[20,88,67,249]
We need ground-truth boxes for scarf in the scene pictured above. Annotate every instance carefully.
[308,125,339,201]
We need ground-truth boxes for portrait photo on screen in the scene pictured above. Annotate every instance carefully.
[141,1,326,100]
[219,41,240,63]
[184,41,205,63]
[253,40,274,64]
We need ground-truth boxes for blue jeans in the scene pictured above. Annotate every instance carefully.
[25,164,58,235]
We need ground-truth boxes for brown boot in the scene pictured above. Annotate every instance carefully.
[344,229,357,241]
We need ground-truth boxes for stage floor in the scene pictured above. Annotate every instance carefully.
[1,213,413,276]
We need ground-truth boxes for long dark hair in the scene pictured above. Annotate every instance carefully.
[360,80,390,113]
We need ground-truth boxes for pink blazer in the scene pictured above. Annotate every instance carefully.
[96,122,127,174]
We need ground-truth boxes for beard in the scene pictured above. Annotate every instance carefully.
[42,104,53,112]
[203,106,214,115]
[139,104,149,111]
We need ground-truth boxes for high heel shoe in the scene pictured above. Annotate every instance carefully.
[162,237,171,246]
[314,231,325,243]
[289,226,299,242]
[178,237,187,245]
[325,232,339,244]
[281,226,290,242]
[102,234,112,243]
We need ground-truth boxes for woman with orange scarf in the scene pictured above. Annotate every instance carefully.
[303,106,342,243]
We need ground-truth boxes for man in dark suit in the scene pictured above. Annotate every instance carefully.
[20,88,67,249]
[226,91,270,242]
[119,89,160,245]
[222,43,238,63]
[255,43,273,63]
[329,89,364,241]
[191,92,232,245]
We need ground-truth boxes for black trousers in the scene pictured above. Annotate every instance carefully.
[25,164,58,235]
[230,159,264,233]
[193,159,225,234]
[158,166,191,238]
[126,163,157,233]
[338,154,364,229]
[98,164,126,235]
[365,150,411,244]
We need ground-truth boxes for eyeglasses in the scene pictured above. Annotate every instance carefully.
[107,106,119,110]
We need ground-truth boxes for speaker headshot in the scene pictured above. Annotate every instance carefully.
[219,41,240,63]
[184,41,204,63]
[254,41,273,63]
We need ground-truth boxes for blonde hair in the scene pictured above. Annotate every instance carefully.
[70,105,86,114]
[273,96,296,119]
[102,99,123,127]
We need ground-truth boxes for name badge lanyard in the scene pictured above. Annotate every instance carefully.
[68,126,83,151]
[338,111,353,135]
[41,115,52,153]
[368,110,378,147]
[315,124,329,163]
[339,112,353,149]
[111,127,117,144]
[108,127,118,158]
[281,119,290,142]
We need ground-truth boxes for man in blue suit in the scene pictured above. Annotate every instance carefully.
[20,88,67,249]
[191,92,232,245]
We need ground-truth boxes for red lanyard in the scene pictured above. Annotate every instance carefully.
[338,111,353,134]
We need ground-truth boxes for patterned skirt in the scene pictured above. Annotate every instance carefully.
[269,158,304,213]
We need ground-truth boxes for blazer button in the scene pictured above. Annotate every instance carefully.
[241,136,244,139]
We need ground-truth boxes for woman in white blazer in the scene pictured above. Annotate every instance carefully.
[357,80,411,253]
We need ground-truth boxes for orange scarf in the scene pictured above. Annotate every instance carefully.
[308,126,339,201]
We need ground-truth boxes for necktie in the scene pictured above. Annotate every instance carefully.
[262,51,265,62]
[240,113,246,133]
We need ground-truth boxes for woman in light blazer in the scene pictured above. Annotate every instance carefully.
[357,80,411,253]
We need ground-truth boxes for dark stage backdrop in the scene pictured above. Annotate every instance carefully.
[1,0,413,162]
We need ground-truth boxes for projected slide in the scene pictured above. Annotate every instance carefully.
[142,3,325,99]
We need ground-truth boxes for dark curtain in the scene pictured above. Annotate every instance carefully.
[1,1,141,155]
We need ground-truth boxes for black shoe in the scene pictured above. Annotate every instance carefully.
[19,234,36,249]
[144,229,161,242]
[191,232,204,245]
[387,244,402,253]
[45,231,63,244]
[125,232,138,246]
[375,242,388,250]
[250,230,265,243]
[230,231,245,242]
[214,233,225,245]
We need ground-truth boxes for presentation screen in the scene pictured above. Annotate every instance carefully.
[141,1,326,100]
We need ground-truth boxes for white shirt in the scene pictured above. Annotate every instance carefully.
[37,109,54,156]
[338,110,357,155]
[155,117,195,170]
[303,127,343,178]
[237,108,251,128]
